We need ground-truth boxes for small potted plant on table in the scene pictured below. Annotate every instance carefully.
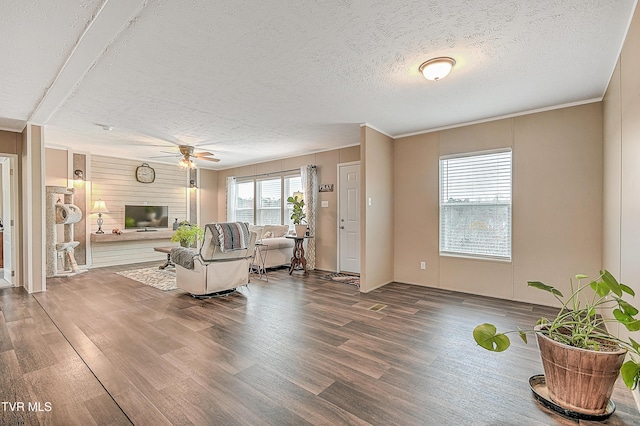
[171,221,204,248]
[473,270,640,418]
[287,194,307,237]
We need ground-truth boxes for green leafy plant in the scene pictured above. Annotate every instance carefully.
[287,195,306,225]
[473,270,640,390]
[171,222,204,248]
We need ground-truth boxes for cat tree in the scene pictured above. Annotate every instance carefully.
[46,186,86,277]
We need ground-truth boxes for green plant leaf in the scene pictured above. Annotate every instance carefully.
[527,281,563,297]
[518,328,528,344]
[625,320,640,332]
[575,274,589,280]
[613,308,631,322]
[619,300,639,317]
[536,317,549,326]
[590,280,609,297]
[629,337,640,352]
[473,324,510,352]
[585,339,600,351]
[621,283,636,297]
[601,270,622,297]
[613,309,640,331]
[621,360,640,390]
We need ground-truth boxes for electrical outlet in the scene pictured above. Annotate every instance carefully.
[420,261,426,270]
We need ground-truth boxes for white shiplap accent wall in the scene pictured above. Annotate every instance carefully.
[90,156,188,267]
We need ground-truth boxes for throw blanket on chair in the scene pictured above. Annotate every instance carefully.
[171,247,197,270]
[214,222,250,252]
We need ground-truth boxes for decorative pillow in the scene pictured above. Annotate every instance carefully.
[248,225,264,240]
[263,224,289,238]
[262,230,274,239]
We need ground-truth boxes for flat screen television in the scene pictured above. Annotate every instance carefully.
[124,205,169,230]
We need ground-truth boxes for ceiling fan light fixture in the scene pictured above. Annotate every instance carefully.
[419,57,456,81]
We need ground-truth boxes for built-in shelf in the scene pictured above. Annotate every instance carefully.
[90,229,174,243]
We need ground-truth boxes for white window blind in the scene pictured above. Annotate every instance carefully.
[256,178,281,225]
[229,174,301,226]
[234,180,254,224]
[439,150,512,260]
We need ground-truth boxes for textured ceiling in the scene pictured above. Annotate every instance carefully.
[1,0,636,169]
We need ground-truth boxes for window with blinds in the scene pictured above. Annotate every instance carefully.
[439,150,512,260]
[256,178,281,225]
[230,174,302,228]
[234,180,254,224]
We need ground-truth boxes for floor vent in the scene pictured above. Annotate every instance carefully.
[368,303,387,312]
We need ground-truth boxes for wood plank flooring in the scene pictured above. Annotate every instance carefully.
[1,263,639,425]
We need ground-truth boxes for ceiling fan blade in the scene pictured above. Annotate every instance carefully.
[199,157,220,163]
[149,154,179,158]
[193,151,214,157]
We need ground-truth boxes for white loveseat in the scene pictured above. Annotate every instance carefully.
[249,224,295,269]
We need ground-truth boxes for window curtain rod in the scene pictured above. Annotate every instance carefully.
[234,165,316,180]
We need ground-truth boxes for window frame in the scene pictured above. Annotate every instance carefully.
[230,172,302,227]
[255,176,283,226]
[438,148,513,262]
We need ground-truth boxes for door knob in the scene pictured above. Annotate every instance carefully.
[340,226,344,229]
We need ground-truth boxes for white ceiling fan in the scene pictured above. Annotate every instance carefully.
[151,144,220,167]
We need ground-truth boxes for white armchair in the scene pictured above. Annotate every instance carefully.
[171,223,256,297]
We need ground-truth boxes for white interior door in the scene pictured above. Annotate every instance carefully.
[2,157,12,283]
[338,163,360,273]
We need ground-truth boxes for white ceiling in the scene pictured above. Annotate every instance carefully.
[1,0,636,169]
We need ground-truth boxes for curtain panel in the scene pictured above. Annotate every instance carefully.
[301,165,317,270]
[226,176,237,222]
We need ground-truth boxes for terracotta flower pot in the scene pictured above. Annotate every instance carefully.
[534,325,626,415]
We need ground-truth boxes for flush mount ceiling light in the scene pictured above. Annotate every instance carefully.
[419,57,456,81]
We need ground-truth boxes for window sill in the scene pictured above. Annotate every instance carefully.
[439,252,512,263]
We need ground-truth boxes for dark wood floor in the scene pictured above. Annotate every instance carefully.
[1,263,638,425]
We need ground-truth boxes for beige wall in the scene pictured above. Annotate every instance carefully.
[393,103,603,305]
[362,126,394,292]
[512,104,603,304]
[22,125,45,292]
[603,61,622,279]
[216,146,360,272]
[603,5,640,340]
[0,130,20,155]
[199,168,219,224]
[45,148,68,186]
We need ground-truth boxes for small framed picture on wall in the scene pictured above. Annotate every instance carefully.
[319,183,334,192]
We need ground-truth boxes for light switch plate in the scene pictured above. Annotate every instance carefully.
[321,200,329,207]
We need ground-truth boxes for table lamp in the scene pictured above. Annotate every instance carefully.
[92,199,109,234]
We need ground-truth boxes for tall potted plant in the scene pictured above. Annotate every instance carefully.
[473,270,640,417]
[171,222,204,248]
[287,194,307,237]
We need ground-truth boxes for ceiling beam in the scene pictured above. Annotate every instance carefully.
[29,0,148,125]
